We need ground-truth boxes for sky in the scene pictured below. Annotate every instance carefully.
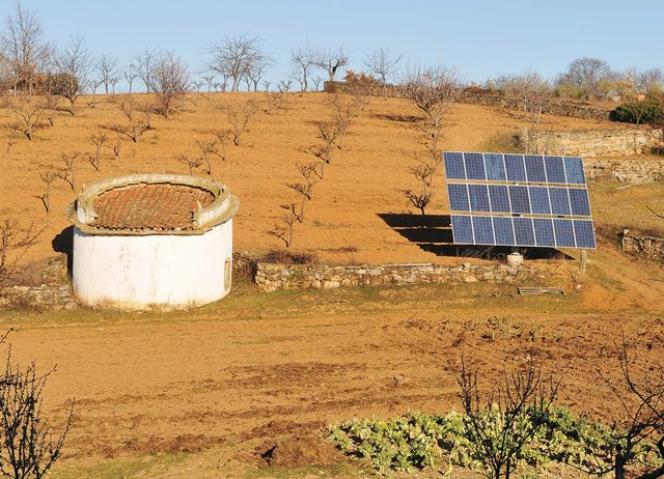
[8,0,664,88]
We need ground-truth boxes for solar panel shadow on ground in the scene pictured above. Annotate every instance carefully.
[443,152,596,249]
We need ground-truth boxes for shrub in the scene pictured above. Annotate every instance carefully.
[263,249,318,265]
[45,72,80,97]
[609,101,664,125]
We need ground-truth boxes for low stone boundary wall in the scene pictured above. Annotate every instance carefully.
[324,81,611,121]
[621,230,664,262]
[253,261,543,293]
[520,128,662,157]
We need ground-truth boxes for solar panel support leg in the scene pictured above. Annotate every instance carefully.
[579,250,587,280]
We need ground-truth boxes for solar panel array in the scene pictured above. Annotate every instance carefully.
[443,152,596,249]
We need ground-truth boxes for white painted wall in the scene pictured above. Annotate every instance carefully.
[72,221,233,310]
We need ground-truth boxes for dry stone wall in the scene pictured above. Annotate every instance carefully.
[520,128,662,157]
[621,230,664,262]
[585,158,664,183]
[252,261,543,292]
[324,81,612,121]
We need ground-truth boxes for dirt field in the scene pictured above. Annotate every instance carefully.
[2,92,658,267]
[1,93,663,477]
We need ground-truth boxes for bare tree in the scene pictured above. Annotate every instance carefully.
[52,35,92,113]
[314,47,349,83]
[132,48,156,93]
[292,46,316,93]
[268,203,301,248]
[123,69,137,95]
[0,2,50,94]
[402,65,458,212]
[95,55,119,94]
[109,99,152,142]
[492,72,553,143]
[0,220,41,286]
[585,340,664,479]
[556,57,612,100]
[205,35,269,92]
[202,74,215,93]
[33,170,55,215]
[287,162,317,221]
[636,68,664,95]
[458,356,559,479]
[9,97,42,140]
[56,151,78,192]
[0,346,72,479]
[220,100,256,145]
[178,153,203,176]
[149,51,190,118]
[87,132,107,171]
[364,47,403,97]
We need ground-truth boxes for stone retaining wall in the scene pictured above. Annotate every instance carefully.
[621,230,664,262]
[253,261,543,292]
[585,158,664,183]
[520,128,662,157]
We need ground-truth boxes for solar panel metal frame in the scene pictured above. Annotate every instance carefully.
[444,152,596,249]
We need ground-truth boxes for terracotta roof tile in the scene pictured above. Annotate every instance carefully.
[93,183,215,231]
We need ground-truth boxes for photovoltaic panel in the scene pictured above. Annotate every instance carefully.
[569,189,591,216]
[549,187,571,215]
[544,156,566,183]
[443,152,596,249]
[484,154,506,181]
[573,220,596,248]
[468,184,490,212]
[529,187,551,215]
[464,153,485,180]
[444,152,465,179]
[525,155,547,182]
[448,184,470,211]
[509,186,530,214]
[451,215,473,244]
[472,216,495,245]
[493,217,515,245]
[513,218,536,246]
[553,219,576,247]
[533,219,556,247]
[488,185,510,212]
[505,154,527,182]
[564,157,585,184]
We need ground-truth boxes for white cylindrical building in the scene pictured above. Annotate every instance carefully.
[67,174,239,310]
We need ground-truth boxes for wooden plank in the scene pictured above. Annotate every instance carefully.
[518,287,565,296]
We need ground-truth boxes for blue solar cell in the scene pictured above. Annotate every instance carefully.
[488,185,510,212]
[493,217,515,245]
[524,155,546,182]
[513,218,536,246]
[464,153,486,180]
[451,215,473,244]
[533,219,555,247]
[444,152,466,179]
[564,157,586,184]
[509,186,530,213]
[505,154,526,182]
[553,219,576,247]
[472,216,495,245]
[574,220,596,248]
[468,184,490,212]
[448,184,470,211]
[544,156,566,183]
[529,187,551,214]
[549,188,571,215]
[484,153,506,181]
[569,189,591,216]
